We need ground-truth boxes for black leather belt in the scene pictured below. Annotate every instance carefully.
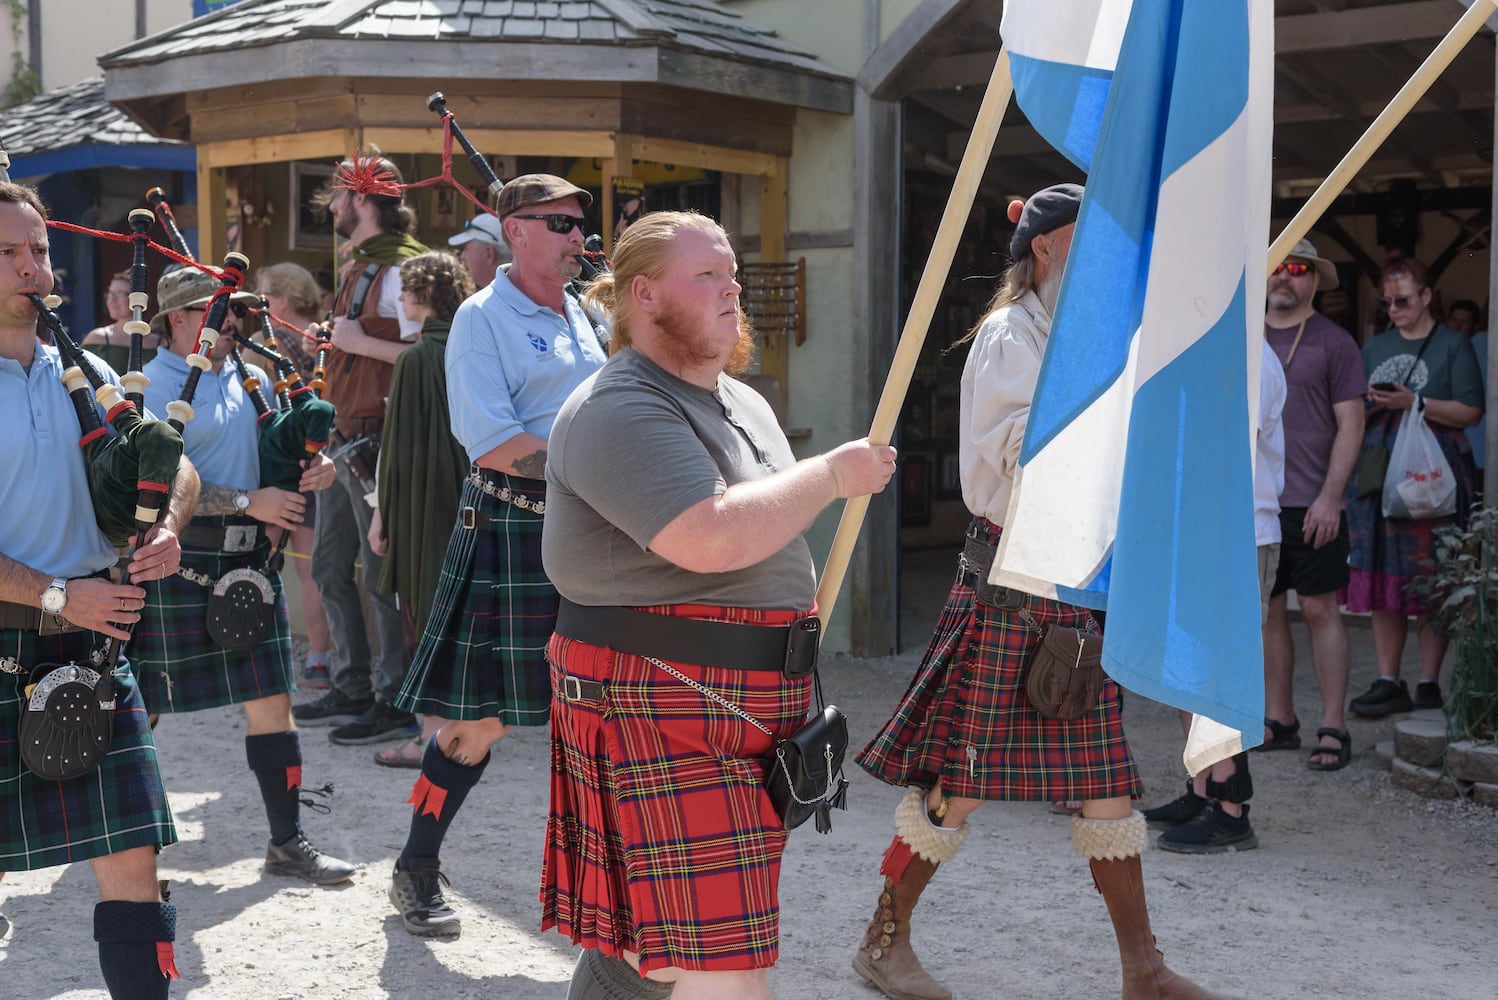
[554,598,820,676]
[179,518,264,553]
[0,601,83,635]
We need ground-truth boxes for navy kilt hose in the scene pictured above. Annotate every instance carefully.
[858,518,1142,803]
[132,526,293,714]
[1,627,176,870]
[541,604,813,975]
[395,473,555,725]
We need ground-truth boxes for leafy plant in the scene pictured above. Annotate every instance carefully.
[3,0,38,109]
[1408,505,1498,744]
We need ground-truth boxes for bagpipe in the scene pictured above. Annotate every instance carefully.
[146,188,334,495]
[425,91,611,284]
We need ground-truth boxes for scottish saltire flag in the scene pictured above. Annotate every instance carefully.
[992,0,1274,756]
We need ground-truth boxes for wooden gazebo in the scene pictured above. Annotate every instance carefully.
[99,0,852,393]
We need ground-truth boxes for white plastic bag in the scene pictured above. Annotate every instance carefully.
[1382,397,1456,520]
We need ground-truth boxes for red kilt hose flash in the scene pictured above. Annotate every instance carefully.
[540,604,812,974]
[858,518,1142,803]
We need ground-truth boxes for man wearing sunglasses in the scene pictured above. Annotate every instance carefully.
[1255,238,1366,772]
[384,173,607,937]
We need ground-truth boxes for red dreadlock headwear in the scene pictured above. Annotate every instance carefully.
[331,156,403,198]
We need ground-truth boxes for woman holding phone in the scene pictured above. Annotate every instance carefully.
[1345,258,1483,718]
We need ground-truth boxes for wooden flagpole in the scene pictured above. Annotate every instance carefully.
[814,49,1015,628]
[1268,0,1497,271]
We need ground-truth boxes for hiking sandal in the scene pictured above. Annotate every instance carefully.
[1308,728,1351,771]
[1255,716,1301,751]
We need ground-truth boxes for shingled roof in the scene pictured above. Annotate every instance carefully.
[100,0,849,117]
[0,76,191,178]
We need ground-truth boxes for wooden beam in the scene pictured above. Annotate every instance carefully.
[196,160,226,265]
[1277,1,1480,54]
[857,0,967,99]
[601,133,636,249]
[199,130,356,168]
[756,162,790,422]
[628,137,780,177]
[360,127,618,159]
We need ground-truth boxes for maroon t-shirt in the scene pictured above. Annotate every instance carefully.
[1265,313,1366,508]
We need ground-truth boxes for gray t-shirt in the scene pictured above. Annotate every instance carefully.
[544,347,815,609]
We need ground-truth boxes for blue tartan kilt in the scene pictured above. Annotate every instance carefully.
[395,475,556,725]
[1,627,177,871]
[857,518,1142,803]
[131,536,294,715]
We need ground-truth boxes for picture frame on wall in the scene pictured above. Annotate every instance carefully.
[900,452,933,527]
[289,162,335,252]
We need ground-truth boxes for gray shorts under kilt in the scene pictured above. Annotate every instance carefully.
[1,628,177,871]
[395,475,556,725]
[131,537,294,714]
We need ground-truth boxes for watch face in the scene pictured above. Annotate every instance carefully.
[41,588,65,614]
[235,493,251,511]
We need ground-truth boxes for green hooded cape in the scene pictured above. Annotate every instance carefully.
[376,316,468,631]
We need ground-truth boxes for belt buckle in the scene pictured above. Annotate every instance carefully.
[224,524,259,553]
[38,611,72,636]
[562,675,583,702]
[461,506,476,530]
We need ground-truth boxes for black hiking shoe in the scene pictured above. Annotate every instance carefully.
[293,688,373,728]
[1141,780,1208,828]
[1157,802,1258,854]
[390,858,462,938]
[1413,681,1445,711]
[328,700,419,745]
[1350,678,1413,718]
[264,833,357,885]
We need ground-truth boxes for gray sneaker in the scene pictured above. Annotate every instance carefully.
[389,858,462,938]
[292,689,372,728]
[264,833,357,885]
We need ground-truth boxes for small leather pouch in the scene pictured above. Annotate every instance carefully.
[765,702,850,833]
[206,567,276,650]
[1023,621,1106,721]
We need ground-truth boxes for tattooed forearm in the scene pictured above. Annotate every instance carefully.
[194,482,243,517]
[509,450,547,480]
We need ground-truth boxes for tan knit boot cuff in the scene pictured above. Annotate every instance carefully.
[894,786,969,863]
[1070,810,1147,861]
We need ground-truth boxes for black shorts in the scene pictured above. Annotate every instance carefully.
[1271,507,1349,598]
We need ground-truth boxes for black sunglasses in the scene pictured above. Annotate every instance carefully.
[1377,293,1422,310]
[511,214,586,235]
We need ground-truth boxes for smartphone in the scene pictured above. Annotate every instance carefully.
[1371,381,1397,392]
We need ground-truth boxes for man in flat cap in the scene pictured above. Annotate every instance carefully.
[383,173,608,938]
[853,183,1235,1000]
[447,212,512,290]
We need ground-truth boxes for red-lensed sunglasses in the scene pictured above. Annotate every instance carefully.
[1271,261,1313,277]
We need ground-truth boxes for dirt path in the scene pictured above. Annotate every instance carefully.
[3,627,1495,999]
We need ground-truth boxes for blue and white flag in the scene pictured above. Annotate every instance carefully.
[994,0,1274,756]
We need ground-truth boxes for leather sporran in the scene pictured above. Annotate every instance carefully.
[20,662,116,781]
[1023,619,1106,721]
[765,703,850,834]
[206,567,276,650]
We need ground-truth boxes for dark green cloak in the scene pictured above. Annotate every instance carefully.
[376,316,468,631]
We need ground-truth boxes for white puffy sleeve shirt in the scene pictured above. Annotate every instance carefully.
[959,290,1050,526]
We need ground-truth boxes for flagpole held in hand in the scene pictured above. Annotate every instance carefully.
[1268,0,1497,270]
[813,48,1015,630]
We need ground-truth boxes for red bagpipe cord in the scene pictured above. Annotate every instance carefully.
[407,774,449,820]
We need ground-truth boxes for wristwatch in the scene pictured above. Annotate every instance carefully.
[233,490,252,513]
[40,577,68,616]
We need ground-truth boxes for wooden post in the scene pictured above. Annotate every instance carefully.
[601,134,635,249]
[815,49,1014,628]
[196,160,226,263]
[758,161,790,405]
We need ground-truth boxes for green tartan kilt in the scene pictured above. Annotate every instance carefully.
[395,476,556,725]
[131,535,294,715]
[1,627,177,871]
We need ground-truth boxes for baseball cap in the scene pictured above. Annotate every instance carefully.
[493,173,593,219]
[448,213,509,250]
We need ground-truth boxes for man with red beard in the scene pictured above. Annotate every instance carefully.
[539,211,896,1000]
[385,174,607,937]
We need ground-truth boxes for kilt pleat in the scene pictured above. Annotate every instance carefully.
[1,628,177,871]
[857,518,1142,803]
[395,475,556,724]
[540,604,811,974]
[132,537,293,714]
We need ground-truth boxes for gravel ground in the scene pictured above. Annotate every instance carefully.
[3,622,1496,999]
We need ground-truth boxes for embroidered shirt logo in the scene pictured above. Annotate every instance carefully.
[527,333,549,353]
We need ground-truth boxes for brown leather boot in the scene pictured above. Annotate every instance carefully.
[851,856,951,1000]
[1075,812,1240,1000]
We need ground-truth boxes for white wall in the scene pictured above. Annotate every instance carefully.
[2,0,192,93]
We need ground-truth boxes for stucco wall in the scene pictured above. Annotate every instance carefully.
[2,1,192,92]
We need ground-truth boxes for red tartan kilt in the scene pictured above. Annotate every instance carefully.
[540,603,811,974]
[857,519,1142,802]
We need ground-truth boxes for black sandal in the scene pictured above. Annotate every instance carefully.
[1254,716,1301,751]
[1308,728,1352,771]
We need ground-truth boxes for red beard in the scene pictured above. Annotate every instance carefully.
[654,302,757,377]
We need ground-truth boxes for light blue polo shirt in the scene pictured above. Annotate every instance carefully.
[445,266,608,463]
[143,349,260,490]
[0,343,123,578]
